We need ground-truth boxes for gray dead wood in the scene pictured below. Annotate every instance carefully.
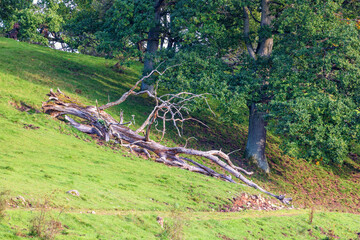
[42,85,291,204]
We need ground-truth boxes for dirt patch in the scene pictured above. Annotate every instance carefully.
[23,124,39,130]
[9,101,40,114]
[217,233,235,240]
[221,193,293,212]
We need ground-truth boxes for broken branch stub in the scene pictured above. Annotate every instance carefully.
[42,87,291,204]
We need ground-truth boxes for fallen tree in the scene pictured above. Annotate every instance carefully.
[42,69,292,204]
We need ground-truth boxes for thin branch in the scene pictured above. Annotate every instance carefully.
[228,149,242,156]
[99,64,180,110]
[207,150,254,175]
[145,108,158,141]
[184,137,197,148]
[249,7,261,23]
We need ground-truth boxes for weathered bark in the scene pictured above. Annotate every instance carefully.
[245,103,269,173]
[243,0,274,172]
[141,0,164,93]
[41,87,291,204]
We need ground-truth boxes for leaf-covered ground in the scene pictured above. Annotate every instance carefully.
[0,37,359,239]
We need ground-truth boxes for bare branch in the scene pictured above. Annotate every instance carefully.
[207,150,254,175]
[119,110,124,124]
[136,92,212,138]
[43,88,292,204]
[64,115,102,136]
[99,64,180,110]
[136,106,159,134]
[228,148,242,156]
[180,157,236,183]
[184,137,197,148]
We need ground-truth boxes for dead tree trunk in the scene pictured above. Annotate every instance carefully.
[41,70,291,204]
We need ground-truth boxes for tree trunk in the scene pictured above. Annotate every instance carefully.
[245,103,269,173]
[141,0,163,93]
[243,0,273,172]
[256,0,274,57]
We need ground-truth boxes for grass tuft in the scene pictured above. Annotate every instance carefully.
[0,190,9,221]
[29,196,63,240]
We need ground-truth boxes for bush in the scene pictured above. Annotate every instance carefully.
[270,96,358,164]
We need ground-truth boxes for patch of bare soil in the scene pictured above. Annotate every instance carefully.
[23,124,39,130]
[221,193,293,212]
[9,101,40,114]
[217,233,235,240]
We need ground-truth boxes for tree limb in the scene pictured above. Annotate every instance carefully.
[42,88,292,204]
[99,64,180,110]
[249,7,261,23]
[243,6,257,60]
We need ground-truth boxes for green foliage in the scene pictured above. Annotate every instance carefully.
[230,0,360,165]
[263,0,360,164]
[270,97,358,164]
[64,0,154,58]
[0,0,30,28]
[11,8,48,44]
[4,1,66,44]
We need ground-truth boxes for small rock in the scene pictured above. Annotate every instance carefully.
[66,190,80,196]
[87,210,96,214]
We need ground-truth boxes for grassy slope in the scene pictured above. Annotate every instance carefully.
[0,37,359,239]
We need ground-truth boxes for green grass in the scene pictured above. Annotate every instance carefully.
[2,209,360,239]
[0,38,243,211]
[0,37,360,239]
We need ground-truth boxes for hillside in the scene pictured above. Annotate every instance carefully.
[0,37,360,239]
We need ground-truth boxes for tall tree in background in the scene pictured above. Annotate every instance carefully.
[241,0,274,172]
[141,0,164,92]
[233,0,360,169]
